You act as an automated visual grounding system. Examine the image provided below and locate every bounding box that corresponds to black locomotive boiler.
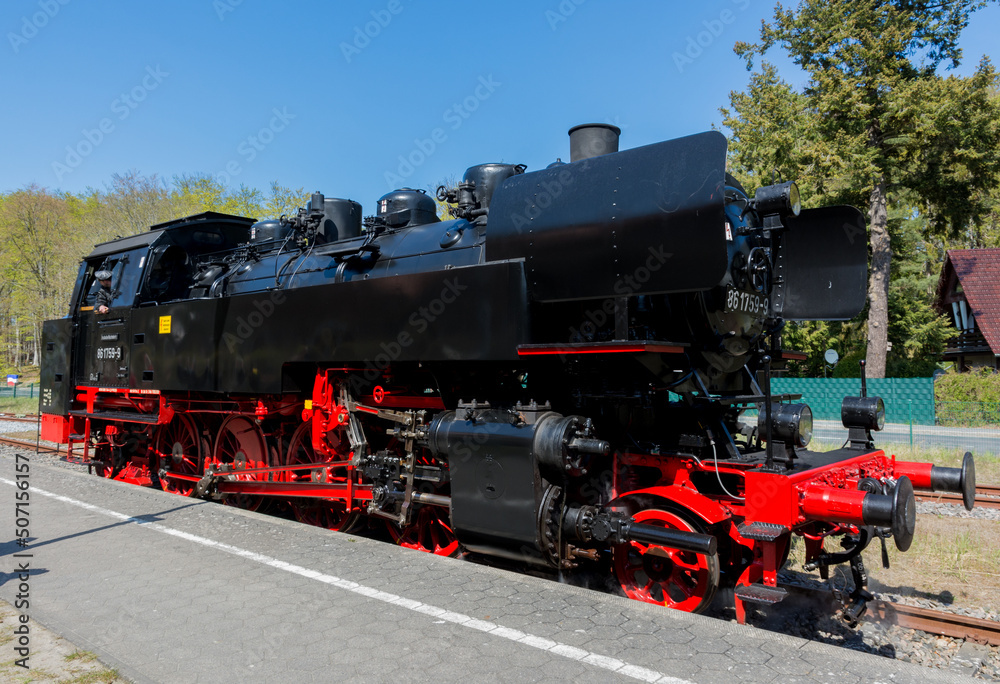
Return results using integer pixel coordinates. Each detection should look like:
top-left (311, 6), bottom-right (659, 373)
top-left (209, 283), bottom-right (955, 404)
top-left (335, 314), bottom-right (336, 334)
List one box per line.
top-left (40, 124), bottom-right (976, 623)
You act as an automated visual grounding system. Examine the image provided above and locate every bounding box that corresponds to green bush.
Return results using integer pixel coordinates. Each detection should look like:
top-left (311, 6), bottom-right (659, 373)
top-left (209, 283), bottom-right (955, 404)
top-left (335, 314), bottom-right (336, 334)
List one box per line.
top-left (935, 401), bottom-right (1000, 427)
top-left (934, 368), bottom-right (1000, 403)
top-left (832, 350), bottom-right (866, 377)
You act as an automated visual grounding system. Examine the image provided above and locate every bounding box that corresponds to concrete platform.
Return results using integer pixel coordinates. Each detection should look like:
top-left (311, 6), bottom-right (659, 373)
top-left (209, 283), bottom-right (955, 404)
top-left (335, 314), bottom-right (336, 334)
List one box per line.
top-left (0, 452), bottom-right (973, 683)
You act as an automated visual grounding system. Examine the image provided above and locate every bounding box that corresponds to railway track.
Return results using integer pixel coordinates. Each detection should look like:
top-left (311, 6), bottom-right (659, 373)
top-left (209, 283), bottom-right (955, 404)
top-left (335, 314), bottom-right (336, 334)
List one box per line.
top-left (0, 413), bottom-right (39, 423)
top-left (915, 484), bottom-right (1000, 509)
top-left (787, 584), bottom-right (1000, 646)
top-left (0, 434), bottom-right (64, 455)
top-left (868, 600), bottom-right (1000, 646)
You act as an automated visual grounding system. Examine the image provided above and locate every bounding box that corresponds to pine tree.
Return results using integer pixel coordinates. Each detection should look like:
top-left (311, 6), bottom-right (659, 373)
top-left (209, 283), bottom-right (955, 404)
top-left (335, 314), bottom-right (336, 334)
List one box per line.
top-left (725, 0), bottom-right (1000, 377)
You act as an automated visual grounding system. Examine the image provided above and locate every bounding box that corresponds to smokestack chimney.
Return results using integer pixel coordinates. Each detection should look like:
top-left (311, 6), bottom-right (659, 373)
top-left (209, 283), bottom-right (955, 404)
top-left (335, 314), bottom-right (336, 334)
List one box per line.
top-left (568, 123), bottom-right (621, 163)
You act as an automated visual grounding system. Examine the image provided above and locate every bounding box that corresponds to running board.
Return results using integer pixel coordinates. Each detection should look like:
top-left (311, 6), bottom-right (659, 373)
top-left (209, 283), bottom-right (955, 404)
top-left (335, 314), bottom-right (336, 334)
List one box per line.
top-left (69, 409), bottom-right (160, 424)
top-left (737, 521), bottom-right (789, 541)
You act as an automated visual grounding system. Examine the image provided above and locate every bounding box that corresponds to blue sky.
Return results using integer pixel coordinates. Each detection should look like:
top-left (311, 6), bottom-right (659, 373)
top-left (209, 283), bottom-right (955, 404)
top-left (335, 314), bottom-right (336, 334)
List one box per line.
top-left (2, 0), bottom-right (998, 213)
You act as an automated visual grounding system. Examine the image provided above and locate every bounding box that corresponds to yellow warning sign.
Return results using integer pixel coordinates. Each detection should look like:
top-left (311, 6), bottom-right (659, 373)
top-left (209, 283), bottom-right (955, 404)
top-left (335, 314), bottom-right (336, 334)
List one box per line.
top-left (158, 316), bottom-right (171, 334)
top-left (304, 400), bottom-right (313, 410)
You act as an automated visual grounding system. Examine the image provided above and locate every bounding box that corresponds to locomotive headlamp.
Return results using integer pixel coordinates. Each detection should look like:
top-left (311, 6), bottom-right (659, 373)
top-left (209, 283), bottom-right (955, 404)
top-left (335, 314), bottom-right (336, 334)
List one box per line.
top-left (841, 396), bottom-right (886, 431)
top-left (752, 181), bottom-right (801, 217)
top-left (758, 403), bottom-right (813, 448)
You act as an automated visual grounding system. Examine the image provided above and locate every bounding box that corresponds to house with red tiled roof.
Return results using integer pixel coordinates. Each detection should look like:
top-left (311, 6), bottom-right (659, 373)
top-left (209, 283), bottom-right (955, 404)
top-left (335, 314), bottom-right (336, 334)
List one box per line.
top-left (935, 248), bottom-right (1000, 370)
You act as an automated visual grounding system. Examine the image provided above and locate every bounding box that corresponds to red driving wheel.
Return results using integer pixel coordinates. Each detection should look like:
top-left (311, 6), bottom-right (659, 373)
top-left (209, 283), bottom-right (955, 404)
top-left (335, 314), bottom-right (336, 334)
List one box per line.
top-left (613, 508), bottom-right (719, 613)
top-left (387, 506), bottom-right (460, 556)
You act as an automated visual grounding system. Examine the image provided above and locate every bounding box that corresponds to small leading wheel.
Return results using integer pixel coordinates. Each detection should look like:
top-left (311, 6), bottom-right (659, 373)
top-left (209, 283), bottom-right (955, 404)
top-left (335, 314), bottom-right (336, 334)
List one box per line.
top-left (90, 443), bottom-right (115, 479)
top-left (213, 415), bottom-right (268, 512)
top-left (283, 422), bottom-right (361, 533)
top-left (154, 414), bottom-right (202, 496)
top-left (387, 506), bottom-right (460, 557)
top-left (613, 508), bottom-right (719, 613)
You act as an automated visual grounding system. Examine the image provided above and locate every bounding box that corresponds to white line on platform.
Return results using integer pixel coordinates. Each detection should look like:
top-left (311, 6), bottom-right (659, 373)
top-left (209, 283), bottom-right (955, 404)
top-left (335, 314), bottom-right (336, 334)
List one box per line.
top-left (1, 478), bottom-right (692, 684)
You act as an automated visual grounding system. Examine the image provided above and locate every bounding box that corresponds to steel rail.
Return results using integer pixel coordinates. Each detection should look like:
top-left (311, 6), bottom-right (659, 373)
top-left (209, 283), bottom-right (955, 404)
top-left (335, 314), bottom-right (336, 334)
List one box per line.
top-left (915, 490), bottom-right (1000, 510)
top-left (0, 435), bottom-right (63, 455)
top-left (786, 584), bottom-right (1000, 646)
top-left (869, 600), bottom-right (1000, 646)
top-left (0, 414), bottom-right (40, 424)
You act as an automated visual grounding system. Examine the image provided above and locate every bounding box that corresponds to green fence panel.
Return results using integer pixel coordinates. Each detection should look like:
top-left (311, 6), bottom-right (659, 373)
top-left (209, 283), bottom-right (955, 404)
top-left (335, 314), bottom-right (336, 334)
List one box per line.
top-left (0, 383), bottom-right (36, 401)
top-left (770, 377), bottom-right (936, 425)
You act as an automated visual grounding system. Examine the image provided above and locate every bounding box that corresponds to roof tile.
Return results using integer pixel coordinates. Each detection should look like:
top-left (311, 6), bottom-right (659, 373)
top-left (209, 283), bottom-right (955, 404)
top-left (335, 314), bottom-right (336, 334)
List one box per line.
top-left (943, 248), bottom-right (1000, 355)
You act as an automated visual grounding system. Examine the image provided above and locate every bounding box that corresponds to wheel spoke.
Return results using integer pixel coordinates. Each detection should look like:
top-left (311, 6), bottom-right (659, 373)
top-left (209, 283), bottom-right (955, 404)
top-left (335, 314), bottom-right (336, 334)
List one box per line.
top-left (156, 414), bottom-right (201, 496)
top-left (667, 569), bottom-right (698, 599)
top-left (389, 506), bottom-right (459, 557)
top-left (671, 553), bottom-right (703, 573)
top-left (213, 416), bottom-right (267, 512)
top-left (283, 422), bottom-right (359, 532)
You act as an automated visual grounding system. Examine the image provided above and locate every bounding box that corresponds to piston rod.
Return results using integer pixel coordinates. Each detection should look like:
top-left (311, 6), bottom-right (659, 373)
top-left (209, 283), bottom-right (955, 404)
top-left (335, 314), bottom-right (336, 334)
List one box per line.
top-left (622, 521), bottom-right (718, 556)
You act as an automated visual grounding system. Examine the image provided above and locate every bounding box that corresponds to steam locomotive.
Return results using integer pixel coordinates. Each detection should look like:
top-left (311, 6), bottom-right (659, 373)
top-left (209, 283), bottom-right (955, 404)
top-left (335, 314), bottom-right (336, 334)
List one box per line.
top-left (39, 124), bottom-right (975, 624)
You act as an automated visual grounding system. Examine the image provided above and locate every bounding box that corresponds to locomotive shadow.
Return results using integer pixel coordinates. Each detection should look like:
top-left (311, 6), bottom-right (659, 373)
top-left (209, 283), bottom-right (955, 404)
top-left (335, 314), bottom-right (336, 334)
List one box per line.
top-left (868, 578), bottom-right (956, 606)
top-left (0, 502), bottom-right (206, 557)
top-left (708, 586), bottom-right (899, 660)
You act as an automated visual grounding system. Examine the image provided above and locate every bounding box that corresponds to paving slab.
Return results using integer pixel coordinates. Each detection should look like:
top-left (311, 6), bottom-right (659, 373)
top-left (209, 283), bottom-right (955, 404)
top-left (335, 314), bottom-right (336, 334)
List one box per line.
top-left (0, 452), bottom-right (975, 683)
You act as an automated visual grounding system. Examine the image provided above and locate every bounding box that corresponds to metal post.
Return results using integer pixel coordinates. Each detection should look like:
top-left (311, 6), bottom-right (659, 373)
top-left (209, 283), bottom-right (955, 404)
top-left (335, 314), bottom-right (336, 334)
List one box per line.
top-left (12, 383), bottom-right (16, 399)
top-left (30, 383), bottom-right (34, 399)
top-left (908, 399), bottom-right (913, 449)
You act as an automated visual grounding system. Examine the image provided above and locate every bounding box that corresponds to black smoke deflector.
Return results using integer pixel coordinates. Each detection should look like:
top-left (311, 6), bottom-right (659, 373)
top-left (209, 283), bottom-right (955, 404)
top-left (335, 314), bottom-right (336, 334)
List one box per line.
top-left (772, 205), bottom-right (868, 321)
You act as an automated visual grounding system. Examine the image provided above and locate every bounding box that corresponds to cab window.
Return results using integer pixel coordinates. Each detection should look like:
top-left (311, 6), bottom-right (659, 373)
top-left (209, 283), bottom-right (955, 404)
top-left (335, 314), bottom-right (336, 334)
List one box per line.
top-left (83, 248), bottom-right (146, 310)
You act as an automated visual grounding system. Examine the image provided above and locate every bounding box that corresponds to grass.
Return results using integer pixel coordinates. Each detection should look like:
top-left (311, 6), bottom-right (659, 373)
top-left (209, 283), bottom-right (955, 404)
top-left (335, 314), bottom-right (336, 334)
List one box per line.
top-left (0, 601), bottom-right (125, 684)
top-left (59, 669), bottom-right (122, 684)
top-left (785, 512), bottom-right (1000, 609)
top-left (874, 513), bottom-right (1000, 606)
top-left (786, 442), bottom-right (1000, 609)
top-left (0, 395), bottom-right (39, 414)
top-left (64, 651), bottom-right (97, 663)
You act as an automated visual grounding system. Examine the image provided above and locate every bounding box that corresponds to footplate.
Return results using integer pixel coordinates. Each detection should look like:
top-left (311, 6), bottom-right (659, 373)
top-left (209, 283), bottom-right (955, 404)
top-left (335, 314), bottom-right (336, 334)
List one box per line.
top-left (734, 583), bottom-right (788, 605)
top-left (737, 521), bottom-right (788, 541)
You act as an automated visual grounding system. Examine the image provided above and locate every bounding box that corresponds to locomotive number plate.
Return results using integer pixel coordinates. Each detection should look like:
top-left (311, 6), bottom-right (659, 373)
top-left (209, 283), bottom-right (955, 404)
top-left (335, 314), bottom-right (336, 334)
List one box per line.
top-left (724, 287), bottom-right (769, 316)
top-left (96, 346), bottom-right (122, 361)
